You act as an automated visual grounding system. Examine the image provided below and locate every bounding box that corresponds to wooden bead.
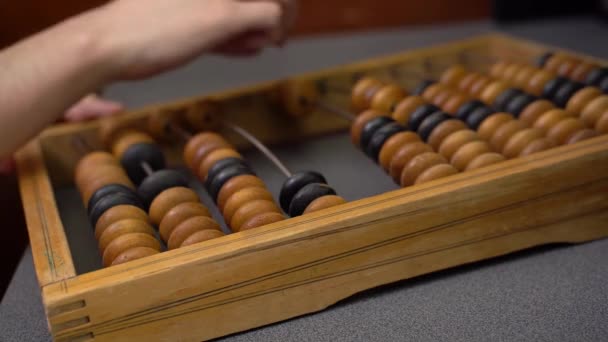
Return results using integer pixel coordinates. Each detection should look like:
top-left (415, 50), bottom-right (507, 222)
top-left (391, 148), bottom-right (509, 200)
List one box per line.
top-left (477, 113), bottom-right (513, 142)
top-left (546, 118), bottom-right (585, 145)
top-left (350, 109), bottom-right (386, 146)
top-left (450, 141), bottom-right (492, 170)
top-left (168, 216), bottom-right (221, 250)
top-left (95, 205), bottom-right (149, 240)
top-left (458, 73), bottom-right (482, 93)
top-left (489, 120), bottom-right (526, 152)
top-left (502, 128), bottom-right (544, 158)
top-left (98, 219), bottom-right (156, 254)
top-left (180, 230), bottom-right (225, 247)
top-left (102, 233), bottom-right (161, 267)
top-left (595, 110), bottom-right (608, 134)
top-left (570, 62), bottom-right (597, 82)
top-left (512, 66), bottom-right (536, 89)
top-left (388, 142), bottom-right (432, 182)
top-left (198, 148), bottom-right (242, 181)
top-left (427, 120), bottom-right (467, 151)
top-left (519, 138), bottom-right (555, 156)
top-left (378, 132), bottom-right (421, 171)
top-left (580, 95), bottom-right (608, 127)
top-left (519, 100), bottom-right (556, 126)
top-left (371, 84), bottom-right (406, 112)
top-left (180, 100), bottom-right (223, 132)
top-left (159, 202), bottom-right (211, 243)
top-left (111, 247), bottom-right (160, 266)
top-left (99, 117), bottom-right (134, 148)
top-left (465, 153), bottom-right (505, 170)
top-left (217, 175), bottom-right (266, 211)
top-left (111, 130), bottom-right (154, 159)
top-left (414, 163), bottom-right (458, 184)
top-left (432, 88), bottom-right (454, 108)
top-left (352, 77), bottom-right (384, 111)
top-left (556, 59), bottom-right (578, 77)
top-left (422, 84), bottom-right (444, 102)
top-left (400, 152), bottom-right (446, 186)
top-left (479, 81), bottom-right (510, 106)
top-left (469, 77), bottom-right (492, 98)
top-left (440, 65), bottom-right (467, 86)
top-left (490, 61), bottom-right (508, 78)
top-left (533, 109), bottom-right (570, 133)
top-left (442, 93), bottom-right (470, 114)
top-left (149, 187), bottom-right (199, 225)
top-left (280, 80), bottom-right (320, 117)
top-left (230, 200), bottom-right (281, 232)
top-left (76, 162), bottom-right (126, 189)
top-left (81, 171), bottom-right (134, 204)
top-left (566, 87), bottom-right (602, 115)
top-left (527, 70), bottom-right (555, 96)
top-left (74, 152), bottom-right (118, 183)
top-left (303, 195), bottom-right (347, 214)
top-left (223, 187), bottom-right (274, 224)
top-left (566, 129), bottom-right (598, 144)
top-left (239, 212), bottom-right (285, 232)
top-left (147, 110), bottom-right (179, 141)
top-left (392, 96), bottom-right (426, 125)
top-left (501, 64), bottom-right (523, 84)
top-left (545, 54), bottom-right (567, 73)
top-left (183, 132), bottom-right (229, 170)
top-left (438, 130), bottom-right (478, 161)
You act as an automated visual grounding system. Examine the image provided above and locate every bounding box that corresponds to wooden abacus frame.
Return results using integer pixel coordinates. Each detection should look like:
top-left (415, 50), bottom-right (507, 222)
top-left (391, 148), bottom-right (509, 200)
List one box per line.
top-left (16, 33), bottom-right (608, 342)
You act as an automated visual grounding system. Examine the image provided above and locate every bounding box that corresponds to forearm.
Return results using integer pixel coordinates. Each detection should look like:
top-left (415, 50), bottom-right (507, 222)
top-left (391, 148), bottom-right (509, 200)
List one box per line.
top-left (0, 9), bottom-right (114, 158)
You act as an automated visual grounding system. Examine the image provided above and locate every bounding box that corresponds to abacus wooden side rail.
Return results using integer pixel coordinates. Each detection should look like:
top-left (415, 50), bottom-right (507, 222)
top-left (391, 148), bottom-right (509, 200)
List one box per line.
top-left (14, 33), bottom-right (608, 341)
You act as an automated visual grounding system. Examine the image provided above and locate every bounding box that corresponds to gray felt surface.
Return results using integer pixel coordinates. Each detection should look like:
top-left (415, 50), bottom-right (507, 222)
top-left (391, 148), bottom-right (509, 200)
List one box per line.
top-left (2, 15), bottom-right (608, 342)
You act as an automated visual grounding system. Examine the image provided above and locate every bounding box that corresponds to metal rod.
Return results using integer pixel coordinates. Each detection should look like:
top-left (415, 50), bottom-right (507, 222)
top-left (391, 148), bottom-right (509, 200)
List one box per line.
top-left (169, 123), bottom-right (193, 141)
top-left (315, 100), bottom-right (356, 122)
top-left (141, 162), bottom-right (154, 176)
top-left (224, 122), bottom-right (292, 178)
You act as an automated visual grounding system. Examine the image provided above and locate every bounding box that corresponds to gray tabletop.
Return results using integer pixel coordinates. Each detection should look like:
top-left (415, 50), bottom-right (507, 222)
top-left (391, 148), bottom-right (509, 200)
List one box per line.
top-left (2, 16), bottom-right (608, 342)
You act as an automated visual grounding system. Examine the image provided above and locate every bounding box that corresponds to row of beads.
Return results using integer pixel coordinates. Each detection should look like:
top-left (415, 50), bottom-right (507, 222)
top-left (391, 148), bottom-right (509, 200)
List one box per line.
top-left (537, 52), bottom-right (608, 92)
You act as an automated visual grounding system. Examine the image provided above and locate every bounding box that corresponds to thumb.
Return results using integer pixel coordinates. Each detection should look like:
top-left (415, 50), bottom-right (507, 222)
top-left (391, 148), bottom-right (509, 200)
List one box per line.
top-left (232, 1), bottom-right (283, 35)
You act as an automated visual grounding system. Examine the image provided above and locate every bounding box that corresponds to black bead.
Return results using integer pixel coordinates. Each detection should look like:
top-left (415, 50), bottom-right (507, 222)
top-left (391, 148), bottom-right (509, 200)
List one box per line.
top-left (553, 82), bottom-right (585, 108)
top-left (120, 143), bottom-right (166, 185)
top-left (206, 157), bottom-right (248, 188)
top-left (493, 88), bottom-right (523, 112)
top-left (137, 169), bottom-right (189, 209)
top-left (541, 77), bottom-right (568, 101)
top-left (455, 100), bottom-right (486, 121)
top-left (206, 165), bottom-right (255, 201)
top-left (360, 116), bottom-right (395, 150)
top-left (87, 183), bottom-right (134, 214)
top-left (505, 94), bottom-right (537, 117)
top-left (466, 107), bottom-right (495, 130)
top-left (585, 67), bottom-right (608, 87)
top-left (288, 183), bottom-right (336, 217)
top-left (365, 122), bottom-right (407, 161)
top-left (599, 76), bottom-right (608, 93)
top-left (408, 104), bottom-right (440, 131)
top-left (279, 171), bottom-right (327, 213)
top-left (89, 192), bottom-right (144, 227)
top-left (412, 80), bottom-right (435, 96)
top-left (535, 52), bottom-right (554, 67)
top-left (417, 111), bottom-right (450, 142)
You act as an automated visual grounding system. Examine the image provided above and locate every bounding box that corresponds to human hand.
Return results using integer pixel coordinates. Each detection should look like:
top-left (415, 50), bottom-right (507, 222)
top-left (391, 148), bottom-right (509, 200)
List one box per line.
top-left (91, 0), bottom-right (297, 80)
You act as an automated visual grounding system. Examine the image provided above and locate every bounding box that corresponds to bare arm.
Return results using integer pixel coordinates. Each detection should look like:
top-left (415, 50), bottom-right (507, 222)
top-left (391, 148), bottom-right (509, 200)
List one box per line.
top-left (0, 0), bottom-right (295, 158)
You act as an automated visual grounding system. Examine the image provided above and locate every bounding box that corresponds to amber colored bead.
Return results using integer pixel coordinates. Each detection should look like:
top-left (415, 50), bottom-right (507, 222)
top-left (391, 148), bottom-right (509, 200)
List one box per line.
top-left (465, 153), bottom-right (506, 170)
top-left (546, 118), bottom-right (585, 145)
top-left (533, 109), bottom-right (570, 133)
top-left (519, 138), bottom-right (555, 156)
top-left (350, 109), bottom-right (387, 146)
top-left (595, 111), bottom-right (608, 134)
top-left (489, 120), bottom-right (526, 152)
top-left (432, 88), bottom-right (454, 108)
top-left (180, 230), bottom-right (225, 247)
top-left (183, 132), bottom-right (228, 170)
top-left (512, 66), bottom-right (536, 89)
top-left (168, 216), bottom-right (221, 250)
top-left (519, 100), bottom-right (555, 126)
top-left (566, 87), bottom-right (602, 115)
top-left (352, 77), bottom-right (384, 111)
top-left (438, 130), bottom-right (479, 161)
top-left (489, 61), bottom-right (508, 78)
top-left (556, 59), bottom-right (578, 77)
top-left (149, 187), bottom-right (200, 225)
top-left (422, 84), bottom-right (444, 103)
top-left (440, 65), bottom-right (467, 86)
top-left (501, 64), bottom-right (523, 84)
top-left (450, 141), bottom-right (492, 171)
top-left (98, 219), bottom-right (156, 254)
top-left (392, 96), bottom-right (426, 125)
top-left (239, 212), bottom-right (285, 232)
top-left (479, 81), bottom-right (510, 106)
top-left (111, 247), bottom-right (160, 266)
top-left (378, 132), bottom-right (421, 171)
top-left (414, 163), bottom-right (458, 184)
top-left (198, 148), bottom-right (242, 181)
top-left (581, 95), bottom-right (608, 127)
top-left (102, 233), bottom-right (161, 267)
top-left (458, 73), bottom-right (482, 93)
top-left (470, 77), bottom-right (492, 98)
top-left (427, 120), bottom-right (468, 151)
top-left (570, 62), bottom-right (597, 82)
top-left (95, 205), bottom-right (149, 240)
top-left (477, 113), bottom-right (513, 142)
top-left (230, 200), bottom-right (281, 232)
top-left (371, 84), bottom-right (406, 112)
top-left (222, 187), bottom-right (274, 224)
top-left (400, 152), bottom-right (446, 186)
top-left (502, 128), bottom-right (544, 158)
top-left (388, 142), bottom-right (433, 183)
top-left (442, 93), bottom-right (470, 114)
top-left (566, 129), bottom-right (598, 144)
top-left (527, 70), bottom-right (555, 96)
top-left (74, 152), bottom-right (118, 183)
top-left (111, 130), bottom-right (155, 159)
top-left (303, 195), bottom-right (347, 214)
top-left (159, 202), bottom-right (211, 243)
top-left (544, 54), bottom-right (567, 73)
top-left (217, 175), bottom-right (266, 211)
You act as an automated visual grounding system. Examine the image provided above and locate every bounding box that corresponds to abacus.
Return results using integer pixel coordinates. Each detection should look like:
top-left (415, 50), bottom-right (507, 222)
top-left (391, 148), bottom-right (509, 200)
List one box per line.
top-left (16, 33), bottom-right (608, 342)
